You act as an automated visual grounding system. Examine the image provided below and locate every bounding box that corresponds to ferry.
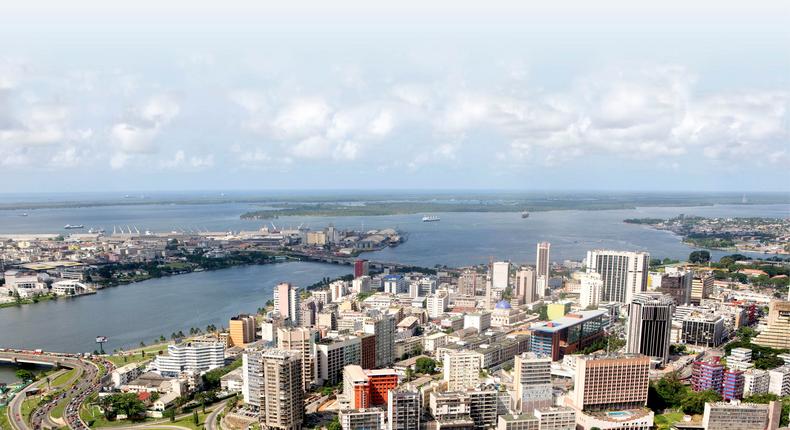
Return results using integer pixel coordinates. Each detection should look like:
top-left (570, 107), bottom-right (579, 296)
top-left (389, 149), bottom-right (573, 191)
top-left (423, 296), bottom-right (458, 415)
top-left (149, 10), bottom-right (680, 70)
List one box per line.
top-left (521, 211), bottom-right (530, 219)
top-left (422, 216), bottom-right (440, 222)
top-left (64, 224), bottom-right (85, 229)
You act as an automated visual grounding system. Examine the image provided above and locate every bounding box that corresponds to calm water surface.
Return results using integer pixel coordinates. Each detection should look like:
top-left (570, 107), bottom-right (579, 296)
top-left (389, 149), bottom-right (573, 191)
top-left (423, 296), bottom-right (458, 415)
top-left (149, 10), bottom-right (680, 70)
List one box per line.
top-left (0, 262), bottom-right (349, 353)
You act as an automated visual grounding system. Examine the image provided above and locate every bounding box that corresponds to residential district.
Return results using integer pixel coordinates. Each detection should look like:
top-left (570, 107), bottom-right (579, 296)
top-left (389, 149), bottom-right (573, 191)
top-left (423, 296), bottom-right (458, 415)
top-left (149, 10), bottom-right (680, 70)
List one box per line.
top-left (2, 233), bottom-right (790, 430)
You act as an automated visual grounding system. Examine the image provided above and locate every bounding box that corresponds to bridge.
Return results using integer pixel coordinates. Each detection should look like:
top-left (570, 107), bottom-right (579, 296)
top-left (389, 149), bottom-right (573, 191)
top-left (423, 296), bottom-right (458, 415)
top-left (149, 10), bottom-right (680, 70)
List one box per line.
top-left (285, 250), bottom-right (449, 273)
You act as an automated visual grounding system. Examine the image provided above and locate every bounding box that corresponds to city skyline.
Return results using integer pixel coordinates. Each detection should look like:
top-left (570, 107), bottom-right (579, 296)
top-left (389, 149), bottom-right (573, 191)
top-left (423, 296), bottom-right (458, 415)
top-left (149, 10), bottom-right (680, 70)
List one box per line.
top-left (1, 1), bottom-right (789, 192)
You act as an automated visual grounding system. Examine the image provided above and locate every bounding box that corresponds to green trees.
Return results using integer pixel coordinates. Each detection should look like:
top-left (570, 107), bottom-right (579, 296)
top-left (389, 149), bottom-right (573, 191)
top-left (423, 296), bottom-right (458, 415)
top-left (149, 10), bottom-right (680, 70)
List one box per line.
top-left (680, 390), bottom-right (722, 415)
top-left (689, 250), bottom-right (711, 264)
top-left (648, 374), bottom-right (722, 416)
top-left (15, 369), bottom-right (36, 381)
top-left (98, 393), bottom-right (147, 420)
top-left (415, 357), bottom-right (437, 374)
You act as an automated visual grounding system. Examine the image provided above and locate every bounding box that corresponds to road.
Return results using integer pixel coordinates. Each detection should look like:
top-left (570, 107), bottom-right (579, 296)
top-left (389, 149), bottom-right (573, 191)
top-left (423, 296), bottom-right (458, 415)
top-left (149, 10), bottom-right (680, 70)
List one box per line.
top-left (0, 351), bottom-right (113, 430)
top-left (204, 400), bottom-right (228, 430)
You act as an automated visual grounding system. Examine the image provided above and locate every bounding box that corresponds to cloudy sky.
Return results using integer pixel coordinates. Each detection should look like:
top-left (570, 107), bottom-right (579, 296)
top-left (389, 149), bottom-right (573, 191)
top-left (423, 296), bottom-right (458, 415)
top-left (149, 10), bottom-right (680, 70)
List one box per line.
top-left (1, 1), bottom-right (788, 192)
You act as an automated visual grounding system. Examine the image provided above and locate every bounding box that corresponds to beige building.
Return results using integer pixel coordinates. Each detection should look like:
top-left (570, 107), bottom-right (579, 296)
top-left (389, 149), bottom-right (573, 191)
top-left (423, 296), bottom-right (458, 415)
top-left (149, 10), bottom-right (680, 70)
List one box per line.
top-left (443, 351), bottom-right (481, 391)
top-left (259, 349), bottom-right (304, 430)
top-left (690, 274), bottom-right (713, 305)
top-left (702, 401), bottom-right (781, 430)
top-left (571, 354), bottom-right (650, 411)
top-left (753, 300), bottom-right (790, 350)
top-left (228, 314), bottom-right (256, 347)
top-left (277, 327), bottom-right (317, 390)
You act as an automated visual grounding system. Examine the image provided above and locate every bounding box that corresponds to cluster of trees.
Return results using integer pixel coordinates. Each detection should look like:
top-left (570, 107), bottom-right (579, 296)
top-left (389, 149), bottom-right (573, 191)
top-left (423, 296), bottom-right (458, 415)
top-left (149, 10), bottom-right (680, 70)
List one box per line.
top-left (575, 335), bottom-right (626, 355)
top-left (724, 337), bottom-right (788, 370)
top-left (648, 374), bottom-right (722, 415)
top-left (15, 369), bottom-right (37, 382)
top-left (688, 250), bottom-right (711, 264)
top-left (98, 393), bottom-right (147, 421)
top-left (202, 357), bottom-right (242, 389)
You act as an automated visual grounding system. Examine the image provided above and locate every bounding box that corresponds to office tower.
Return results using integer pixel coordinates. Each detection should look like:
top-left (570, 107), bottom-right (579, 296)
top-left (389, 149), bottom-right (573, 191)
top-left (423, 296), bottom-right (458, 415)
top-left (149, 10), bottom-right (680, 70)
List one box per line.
top-left (364, 315), bottom-right (395, 367)
top-left (274, 282), bottom-right (301, 325)
top-left (702, 401), bottom-right (781, 430)
top-left (722, 369), bottom-right (744, 401)
top-left (153, 341), bottom-right (225, 377)
top-left (626, 293), bottom-right (674, 365)
top-left (316, 335), bottom-right (362, 385)
top-left (339, 408), bottom-right (386, 430)
top-left (571, 354), bottom-right (650, 411)
top-left (744, 369), bottom-right (770, 396)
top-left (536, 242), bottom-right (551, 278)
top-left (229, 314), bottom-right (257, 347)
top-left (585, 250), bottom-right (649, 304)
top-left (691, 359), bottom-right (725, 394)
top-left (680, 312), bottom-right (725, 347)
top-left (530, 310), bottom-right (607, 361)
top-left (354, 259), bottom-right (369, 277)
top-left (513, 352), bottom-right (553, 414)
top-left (459, 270), bottom-right (485, 297)
top-left (383, 274), bottom-right (405, 294)
top-left (388, 388), bottom-right (421, 430)
top-left (443, 351), bottom-right (481, 391)
top-left (657, 269), bottom-right (692, 305)
top-left (492, 261), bottom-right (511, 290)
top-left (753, 301), bottom-right (790, 349)
top-left (261, 350), bottom-right (304, 430)
top-left (427, 290), bottom-right (450, 318)
top-left (690, 274), bottom-right (713, 305)
top-left (579, 272), bottom-right (602, 309)
top-left (515, 268), bottom-right (536, 304)
top-left (277, 327), bottom-right (317, 390)
top-left (535, 275), bottom-right (548, 299)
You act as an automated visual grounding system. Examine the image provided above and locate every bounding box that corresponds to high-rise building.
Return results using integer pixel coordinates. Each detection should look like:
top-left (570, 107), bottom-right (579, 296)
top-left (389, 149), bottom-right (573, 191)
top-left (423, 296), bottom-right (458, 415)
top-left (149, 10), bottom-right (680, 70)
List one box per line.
top-left (352, 276), bottom-right (371, 294)
top-left (585, 250), bottom-right (649, 304)
top-left (571, 354), bottom-right (650, 411)
top-left (274, 282), bottom-right (301, 325)
top-left (459, 270), bottom-right (486, 297)
top-left (354, 259), bottom-right (369, 278)
top-left (753, 301), bottom-right (790, 350)
top-left (536, 242), bottom-right (551, 279)
top-left (679, 312), bottom-right (725, 347)
top-left (578, 272), bottom-right (602, 309)
top-left (722, 369), bottom-right (744, 401)
top-left (299, 299), bottom-right (317, 328)
top-left (690, 274), bottom-right (713, 306)
top-left (364, 315), bottom-right (395, 367)
top-left (342, 365), bottom-right (399, 409)
top-left (530, 310), bottom-right (607, 361)
top-left (657, 269), bottom-right (692, 305)
top-left (388, 388), bottom-right (421, 430)
top-left (492, 261), bottom-right (511, 290)
top-left (427, 290), bottom-right (450, 319)
top-left (468, 386), bottom-right (499, 429)
top-left (691, 359), bottom-right (725, 394)
top-left (513, 352), bottom-right (553, 414)
top-left (316, 335), bottom-right (362, 385)
top-left (247, 349), bottom-right (304, 430)
top-left (444, 351), bottom-right (482, 391)
top-left (515, 268), bottom-right (536, 305)
top-left (277, 327), bottom-right (317, 390)
top-left (382, 275), bottom-right (405, 294)
top-left (768, 366), bottom-right (790, 396)
top-left (229, 314), bottom-right (257, 347)
top-left (626, 293), bottom-right (674, 365)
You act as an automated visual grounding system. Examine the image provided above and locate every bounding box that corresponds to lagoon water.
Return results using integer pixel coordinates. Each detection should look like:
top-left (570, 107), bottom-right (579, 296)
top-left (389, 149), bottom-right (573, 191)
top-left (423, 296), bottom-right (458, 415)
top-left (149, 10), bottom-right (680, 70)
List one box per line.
top-left (0, 200), bottom-right (787, 352)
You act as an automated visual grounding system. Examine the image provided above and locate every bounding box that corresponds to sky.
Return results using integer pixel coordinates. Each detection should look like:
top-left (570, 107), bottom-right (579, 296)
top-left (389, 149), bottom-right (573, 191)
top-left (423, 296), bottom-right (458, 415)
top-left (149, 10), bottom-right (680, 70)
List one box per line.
top-left (0, 1), bottom-right (789, 193)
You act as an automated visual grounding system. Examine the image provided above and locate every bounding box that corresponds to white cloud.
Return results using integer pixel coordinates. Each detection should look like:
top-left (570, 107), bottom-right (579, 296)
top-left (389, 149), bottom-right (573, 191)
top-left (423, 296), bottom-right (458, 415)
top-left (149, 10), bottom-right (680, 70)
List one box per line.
top-left (109, 94), bottom-right (181, 168)
top-left (272, 98), bottom-right (331, 139)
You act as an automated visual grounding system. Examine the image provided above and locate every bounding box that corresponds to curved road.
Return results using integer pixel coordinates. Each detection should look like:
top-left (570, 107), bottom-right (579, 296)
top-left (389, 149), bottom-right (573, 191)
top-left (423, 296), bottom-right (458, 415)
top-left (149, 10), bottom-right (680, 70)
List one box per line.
top-left (1, 351), bottom-right (112, 430)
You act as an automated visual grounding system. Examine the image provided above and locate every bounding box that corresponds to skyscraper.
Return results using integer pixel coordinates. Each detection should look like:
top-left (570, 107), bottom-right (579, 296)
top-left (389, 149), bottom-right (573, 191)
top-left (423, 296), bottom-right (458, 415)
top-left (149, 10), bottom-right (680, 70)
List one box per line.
top-left (515, 268), bottom-right (536, 305)
top-left (571, 354), bottom-right (650, 411)
top-left (364, 314), bottom-right (395, 367)
top-left (277, 327), bottom-right (317, 390)
top-left (626, 293), bottom-right (674, 365)
top-left (579, 272), bottom-right (603, 309)
top-left (244, 349), bottom-right (304, 430)
top-left (273, 282), bottom-right (301, 325)
top-left (585, 250), bottom-right (649, 304)
top-left (536, 242), bottom-right (551, 278)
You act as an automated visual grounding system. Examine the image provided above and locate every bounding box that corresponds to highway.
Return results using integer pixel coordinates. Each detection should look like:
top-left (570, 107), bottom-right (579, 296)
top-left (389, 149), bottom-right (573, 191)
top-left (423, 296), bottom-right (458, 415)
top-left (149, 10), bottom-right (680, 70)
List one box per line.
top-left (0, 351), bottom-right (113, 430)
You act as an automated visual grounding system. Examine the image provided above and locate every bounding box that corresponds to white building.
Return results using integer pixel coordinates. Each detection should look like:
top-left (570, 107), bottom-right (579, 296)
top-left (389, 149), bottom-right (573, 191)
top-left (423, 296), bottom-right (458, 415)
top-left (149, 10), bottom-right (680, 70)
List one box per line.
top-left (579, 272), bottom-right (603, 309)
top-left (51, 280), bottom-right (91, 296)
top-left (464, 312), bottom-right (492, 333)
top-left (743, 369), bottom-right (770, 396)
top-left (153, 341), bottom-right (225, 377)
top-left (443, 351), bottom-right (481, 391)
top-left (768, 366), bottom-right (790, 396)
top-left (426, 290), bottom-right (450, 319)
top-left (586, 250), bottom-right (649, 304)
top-left (339, 408), bottom-right (386, 430)
top-left (492, 261), bottom-right (511, 290)
top-left (111, 363), bottom-right (144, 388)
top-left (352, 276), bottom-right (371, 294)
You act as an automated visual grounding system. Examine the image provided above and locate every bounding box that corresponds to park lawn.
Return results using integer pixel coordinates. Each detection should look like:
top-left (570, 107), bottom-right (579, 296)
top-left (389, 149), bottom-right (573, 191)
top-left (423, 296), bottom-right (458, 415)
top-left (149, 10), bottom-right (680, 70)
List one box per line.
top-left (51, 367), bottom-right (78, 388)
top-left (108, 343), bottom-right (169, 367)
top-left (1, 406), bottom-right (12, 430)
top-left (169, 409), bottom-right (210, 430)
top-left (50, 394), bottom-right (71, 420)
top-left (654, 410), bottom-right (687, 429)
top-left (21, 395), bottom-right (41, 423)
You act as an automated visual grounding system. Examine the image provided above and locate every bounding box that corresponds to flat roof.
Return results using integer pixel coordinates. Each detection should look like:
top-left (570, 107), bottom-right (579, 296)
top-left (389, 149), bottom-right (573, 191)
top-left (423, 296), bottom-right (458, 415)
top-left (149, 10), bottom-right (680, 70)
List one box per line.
top-left (531, 310), bottom-right (606, 333)
top-left (18, 261), bottom-right (84, 271)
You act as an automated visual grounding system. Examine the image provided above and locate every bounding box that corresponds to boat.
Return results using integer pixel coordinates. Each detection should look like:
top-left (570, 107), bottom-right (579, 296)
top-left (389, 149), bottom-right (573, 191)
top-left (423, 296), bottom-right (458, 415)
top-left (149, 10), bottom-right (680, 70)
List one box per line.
top-left (422, 216), bottom-right (440, 222)
top-left (20, 213), bottom-right (28, 217)
top-left (521, 211), bottom-right (530, 219)
top-left (64, 224), bottom-right (85, 229)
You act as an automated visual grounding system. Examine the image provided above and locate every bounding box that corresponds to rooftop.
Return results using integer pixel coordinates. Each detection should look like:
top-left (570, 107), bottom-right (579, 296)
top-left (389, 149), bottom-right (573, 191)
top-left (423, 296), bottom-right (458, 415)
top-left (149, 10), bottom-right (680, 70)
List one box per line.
top-left (531, 310), bottom-right (606, 333)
